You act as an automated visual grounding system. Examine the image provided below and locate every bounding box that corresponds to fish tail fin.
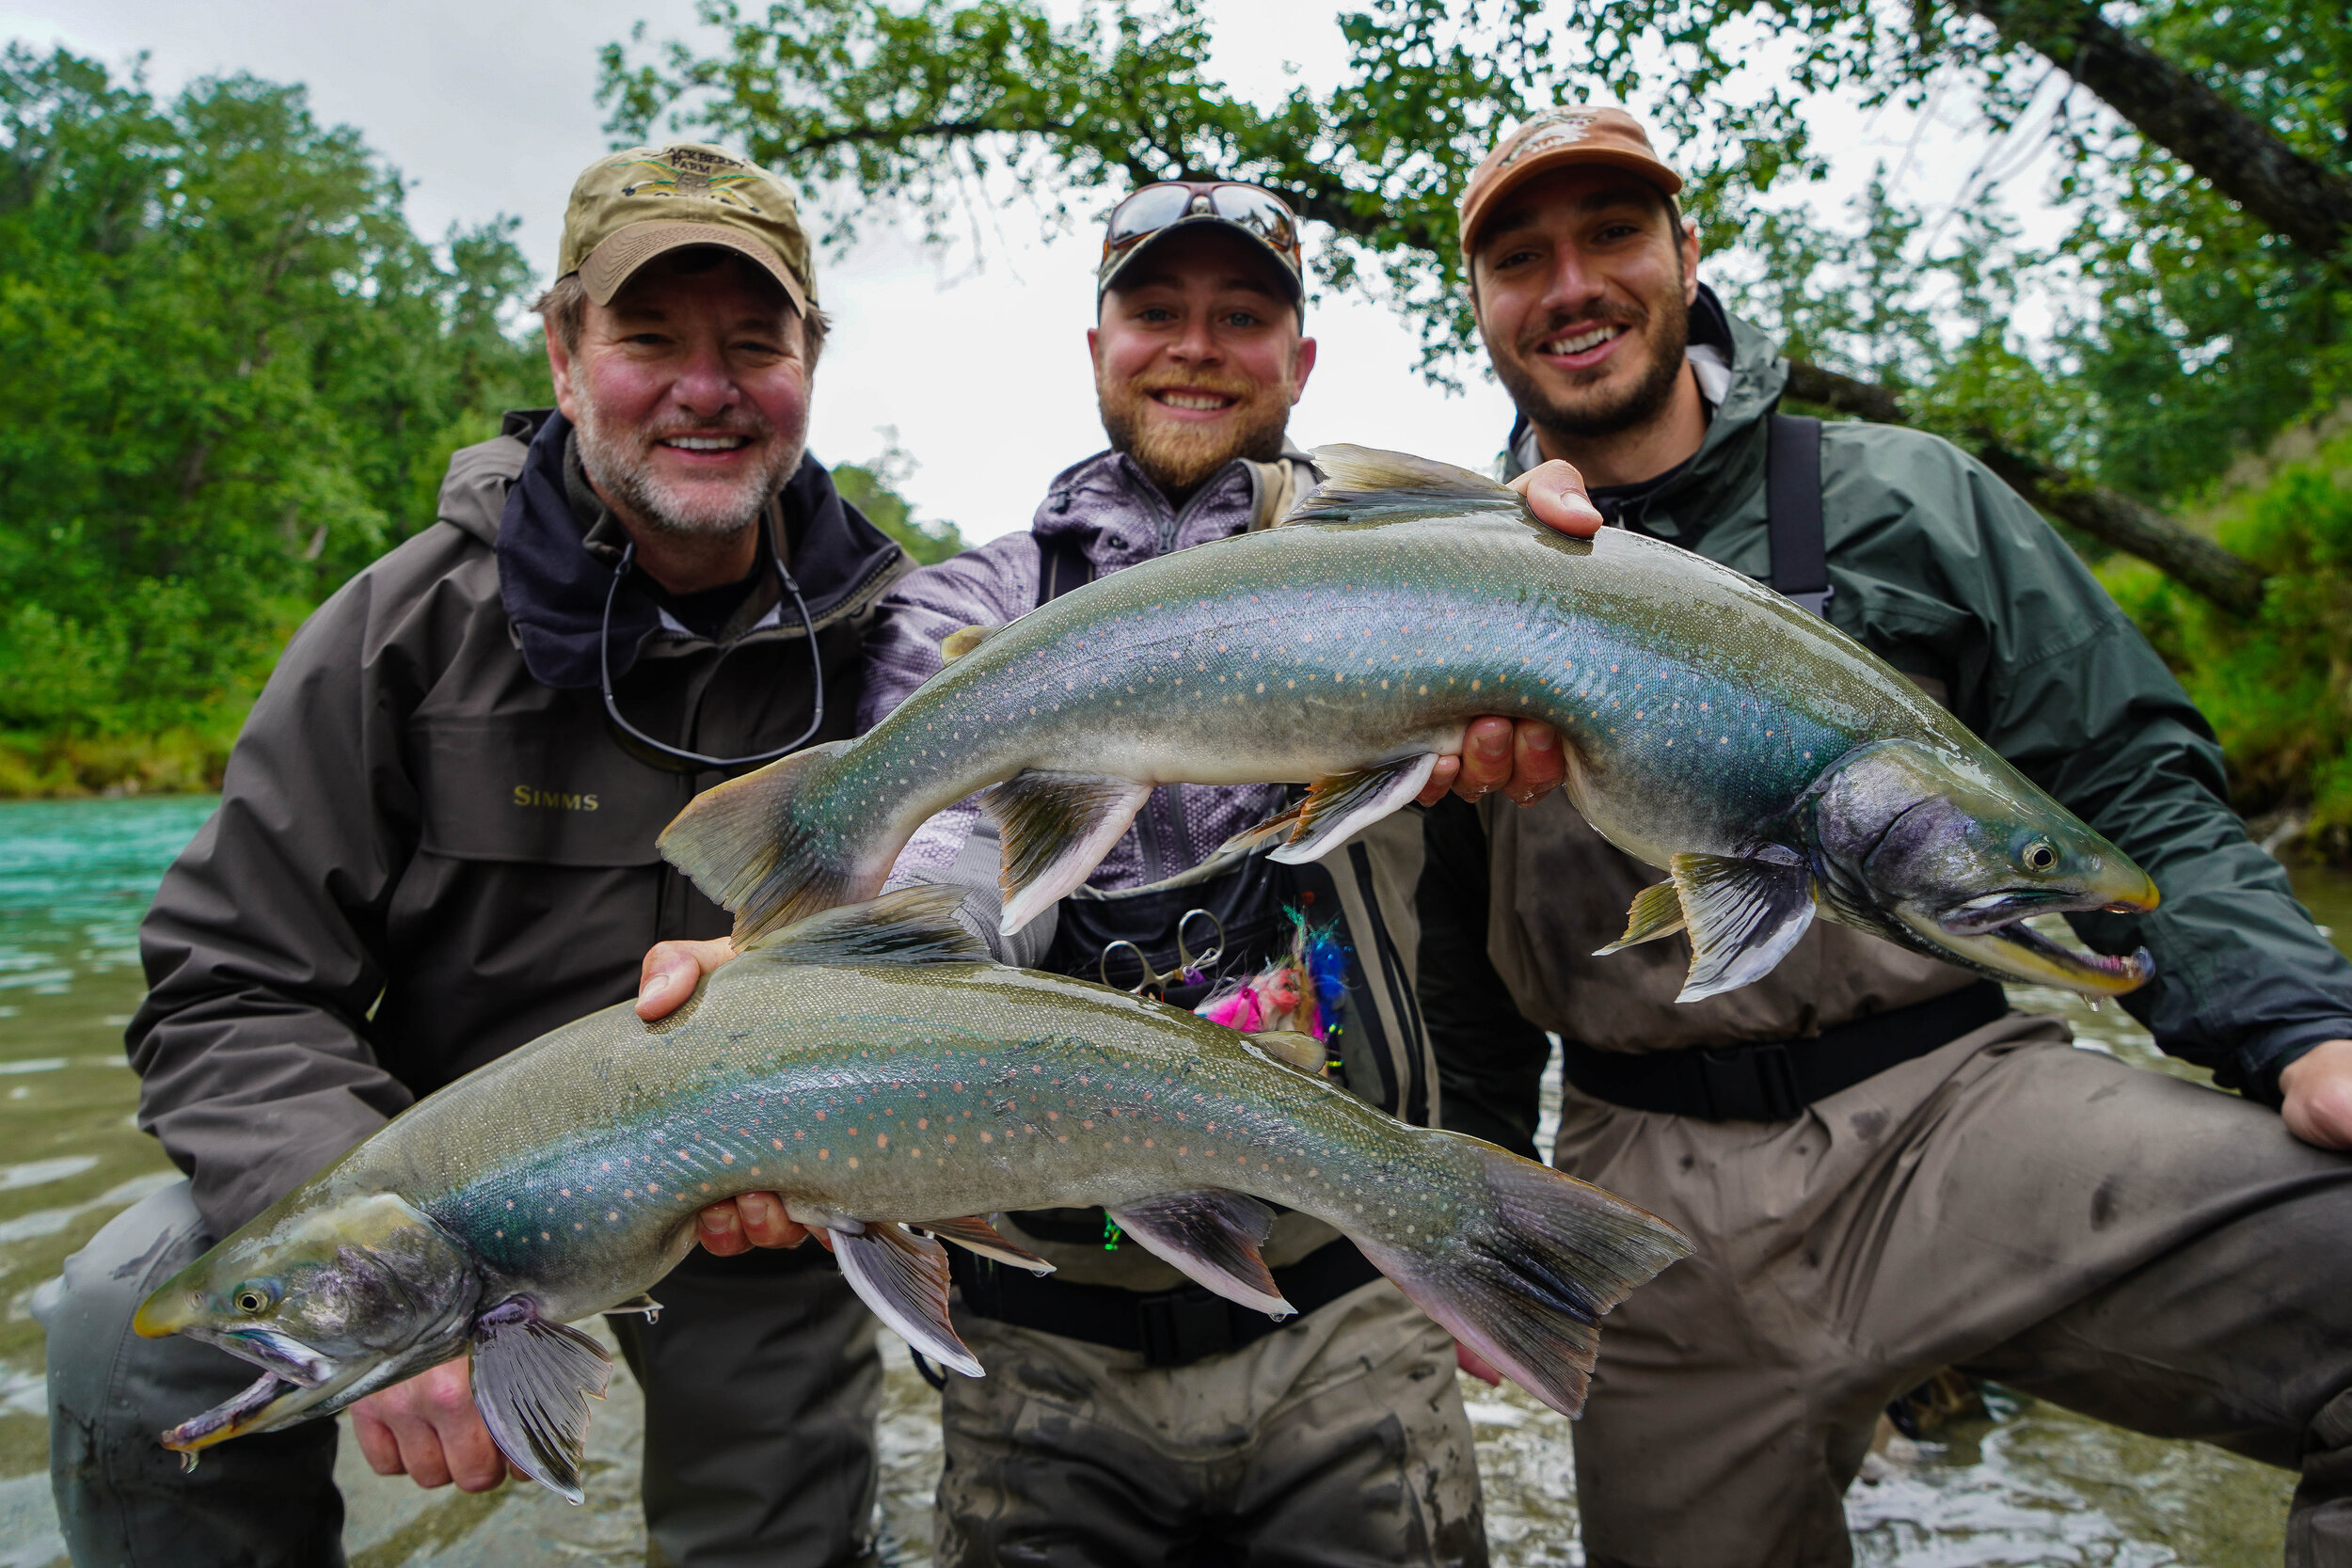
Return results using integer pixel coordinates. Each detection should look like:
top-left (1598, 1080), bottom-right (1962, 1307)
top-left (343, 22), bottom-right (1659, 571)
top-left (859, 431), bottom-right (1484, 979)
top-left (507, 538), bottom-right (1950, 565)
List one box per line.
top-left (1354, 1138), bottom-right (1689, 1418)
top-left (656, 738), bottom-right (880, 946)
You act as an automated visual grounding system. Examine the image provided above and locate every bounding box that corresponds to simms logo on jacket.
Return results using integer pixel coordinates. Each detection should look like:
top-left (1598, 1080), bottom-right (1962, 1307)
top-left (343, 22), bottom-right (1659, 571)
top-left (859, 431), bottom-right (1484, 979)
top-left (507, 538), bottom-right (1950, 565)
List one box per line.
top-left (514, 785), bottom-right (599, 812)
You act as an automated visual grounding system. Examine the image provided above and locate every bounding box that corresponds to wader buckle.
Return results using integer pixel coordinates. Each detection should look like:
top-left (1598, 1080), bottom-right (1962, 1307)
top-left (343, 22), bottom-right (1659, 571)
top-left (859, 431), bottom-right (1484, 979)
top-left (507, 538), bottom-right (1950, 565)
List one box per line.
top-left (1696, 1040), bottom-right (1804, 1122)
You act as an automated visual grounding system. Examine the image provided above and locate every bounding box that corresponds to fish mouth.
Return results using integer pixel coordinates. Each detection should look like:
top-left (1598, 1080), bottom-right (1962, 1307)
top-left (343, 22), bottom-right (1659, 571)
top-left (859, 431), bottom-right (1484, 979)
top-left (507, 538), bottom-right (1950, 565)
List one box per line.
top-left (160, 1369), bottom-right (294, 1453)
top-left (155, 1345), bottom-right (388, 1454)
top-left (1902, 883), bottom-right (2158, 997)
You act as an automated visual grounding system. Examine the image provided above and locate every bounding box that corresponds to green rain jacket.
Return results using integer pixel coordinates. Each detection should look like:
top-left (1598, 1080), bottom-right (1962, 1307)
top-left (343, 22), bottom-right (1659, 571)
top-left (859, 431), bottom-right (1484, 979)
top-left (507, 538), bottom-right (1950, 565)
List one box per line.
top-left (1436, 292), bottom-right (2352, 1109)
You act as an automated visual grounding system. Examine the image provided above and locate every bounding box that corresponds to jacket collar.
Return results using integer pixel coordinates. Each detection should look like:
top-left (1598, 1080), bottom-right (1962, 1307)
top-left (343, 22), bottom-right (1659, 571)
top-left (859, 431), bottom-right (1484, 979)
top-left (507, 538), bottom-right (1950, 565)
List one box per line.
top-left (1501, 285), bottom-right (1788, 543)
top-left (492, 408), bottom-right (905, 690)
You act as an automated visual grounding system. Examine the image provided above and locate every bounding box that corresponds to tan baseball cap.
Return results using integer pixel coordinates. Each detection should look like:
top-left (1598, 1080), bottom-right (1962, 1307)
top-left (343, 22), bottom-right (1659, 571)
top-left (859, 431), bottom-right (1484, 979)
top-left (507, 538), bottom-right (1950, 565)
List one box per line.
top-left (557, 142), bottom-right (817, 316)
top-left (1456, 106), bottom-right (1684, 255)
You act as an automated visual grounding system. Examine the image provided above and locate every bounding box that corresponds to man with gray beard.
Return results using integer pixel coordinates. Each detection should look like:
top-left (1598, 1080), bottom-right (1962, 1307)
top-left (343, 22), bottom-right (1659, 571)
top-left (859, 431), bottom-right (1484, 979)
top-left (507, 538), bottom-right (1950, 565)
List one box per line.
top-left (46, 143), bottom-right (911, 1567)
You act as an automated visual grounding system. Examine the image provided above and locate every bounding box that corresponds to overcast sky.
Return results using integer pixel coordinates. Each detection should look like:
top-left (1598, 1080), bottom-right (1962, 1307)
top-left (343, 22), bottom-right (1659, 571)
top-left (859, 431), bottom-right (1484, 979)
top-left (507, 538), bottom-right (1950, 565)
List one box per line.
top-left (2, 0), bottom-right (2063, 541)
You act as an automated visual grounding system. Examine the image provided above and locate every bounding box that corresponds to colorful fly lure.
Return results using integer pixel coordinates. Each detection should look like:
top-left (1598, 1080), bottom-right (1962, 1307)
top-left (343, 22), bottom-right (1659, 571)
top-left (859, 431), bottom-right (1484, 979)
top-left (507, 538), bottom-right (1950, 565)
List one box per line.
top-left (1197, 908), bottom-right (1349, 1074)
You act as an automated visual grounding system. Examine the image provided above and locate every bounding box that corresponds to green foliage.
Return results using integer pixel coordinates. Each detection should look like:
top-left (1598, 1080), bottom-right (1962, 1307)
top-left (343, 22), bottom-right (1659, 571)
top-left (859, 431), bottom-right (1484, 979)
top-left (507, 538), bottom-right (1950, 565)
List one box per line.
top-left (604, 0), bottom-right (2349, 483)
top-left (2103, 419), bottom-right (2352, 850)
top-left (0, 45), bottom-right (547, 790)
top-left (830, 428), bottom-right (967, 564)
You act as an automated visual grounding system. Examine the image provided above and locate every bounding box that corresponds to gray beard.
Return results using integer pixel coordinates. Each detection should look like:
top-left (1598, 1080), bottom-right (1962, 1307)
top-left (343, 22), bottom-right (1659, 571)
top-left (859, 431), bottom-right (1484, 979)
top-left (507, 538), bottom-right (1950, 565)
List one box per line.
top-left (571, 384), bottom-right (801, 540)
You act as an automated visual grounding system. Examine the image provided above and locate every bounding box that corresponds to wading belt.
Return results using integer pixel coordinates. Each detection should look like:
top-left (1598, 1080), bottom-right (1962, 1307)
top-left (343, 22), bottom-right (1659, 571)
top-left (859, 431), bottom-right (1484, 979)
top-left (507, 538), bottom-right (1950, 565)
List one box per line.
top-left (1558, 979), bottom-right (2010, 1122)
top-left (949, 1237), bottom-right (1382, 1369)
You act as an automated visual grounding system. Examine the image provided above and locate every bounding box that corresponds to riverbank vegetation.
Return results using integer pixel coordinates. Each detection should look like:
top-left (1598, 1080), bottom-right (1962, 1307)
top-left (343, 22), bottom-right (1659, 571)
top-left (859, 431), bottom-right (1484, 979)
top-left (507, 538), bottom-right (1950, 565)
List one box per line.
top-left (0, 45), bottom-right (961, 797)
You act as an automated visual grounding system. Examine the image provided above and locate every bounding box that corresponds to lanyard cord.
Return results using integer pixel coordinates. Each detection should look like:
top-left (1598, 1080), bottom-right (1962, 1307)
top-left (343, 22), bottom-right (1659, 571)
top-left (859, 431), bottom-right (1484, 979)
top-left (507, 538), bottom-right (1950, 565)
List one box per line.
top-left (598, 540), bottom-right (827, 773)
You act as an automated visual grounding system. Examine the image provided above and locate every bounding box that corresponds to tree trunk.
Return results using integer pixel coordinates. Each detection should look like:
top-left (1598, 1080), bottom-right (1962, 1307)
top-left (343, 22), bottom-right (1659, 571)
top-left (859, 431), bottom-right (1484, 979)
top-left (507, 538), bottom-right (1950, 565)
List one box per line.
top-left (1955, 0), bottom-right (2352, 266)
top-left (1783, 359), bottom-right (2269, 616)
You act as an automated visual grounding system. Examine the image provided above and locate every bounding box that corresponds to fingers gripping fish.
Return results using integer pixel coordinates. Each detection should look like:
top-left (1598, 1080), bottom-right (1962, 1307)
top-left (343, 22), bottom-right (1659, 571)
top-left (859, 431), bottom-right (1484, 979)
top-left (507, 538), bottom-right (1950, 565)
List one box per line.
top-left (660, 446), bottom-right (2158, 1003)
top-left (134, 889), bottom-right (1690, 1501)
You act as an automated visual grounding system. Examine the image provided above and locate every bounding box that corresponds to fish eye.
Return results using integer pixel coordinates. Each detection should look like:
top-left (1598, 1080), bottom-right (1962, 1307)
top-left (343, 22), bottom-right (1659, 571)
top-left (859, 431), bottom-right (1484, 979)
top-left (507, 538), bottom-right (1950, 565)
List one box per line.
top-left (2022, 841), bottom-right (2058, 873)
top-left (232, 1284), bottom-right (277, 1316)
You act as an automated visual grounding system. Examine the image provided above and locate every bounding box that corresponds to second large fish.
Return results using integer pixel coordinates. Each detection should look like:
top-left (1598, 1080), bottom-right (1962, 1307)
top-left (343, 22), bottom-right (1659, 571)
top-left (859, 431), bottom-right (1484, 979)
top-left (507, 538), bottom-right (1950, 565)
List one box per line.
top-left (663, 446), bottom-right (2158, 1002)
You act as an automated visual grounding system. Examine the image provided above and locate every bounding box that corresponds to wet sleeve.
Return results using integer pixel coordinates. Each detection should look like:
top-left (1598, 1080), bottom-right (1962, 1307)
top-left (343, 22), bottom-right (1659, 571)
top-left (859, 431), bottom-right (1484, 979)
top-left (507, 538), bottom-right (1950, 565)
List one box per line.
top-left (127, 578), bottom-right (421, 1236)
top-left (1943, 472), bottom-right (2352, 1102)
top-left (1416, 798), bottom-right (1552, 1159)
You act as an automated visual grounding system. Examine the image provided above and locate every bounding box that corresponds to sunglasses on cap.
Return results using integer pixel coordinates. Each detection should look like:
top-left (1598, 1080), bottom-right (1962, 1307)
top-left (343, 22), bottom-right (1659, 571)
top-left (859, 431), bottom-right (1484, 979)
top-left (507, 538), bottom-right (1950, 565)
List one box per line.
top-left (1097, 181), bottom-right (1304, 297)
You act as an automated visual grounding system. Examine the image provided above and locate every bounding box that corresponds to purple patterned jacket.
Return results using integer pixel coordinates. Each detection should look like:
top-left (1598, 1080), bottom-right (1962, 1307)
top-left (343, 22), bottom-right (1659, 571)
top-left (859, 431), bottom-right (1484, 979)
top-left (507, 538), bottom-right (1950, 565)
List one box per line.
top-left (857, 448), bottom-right (1311, 950)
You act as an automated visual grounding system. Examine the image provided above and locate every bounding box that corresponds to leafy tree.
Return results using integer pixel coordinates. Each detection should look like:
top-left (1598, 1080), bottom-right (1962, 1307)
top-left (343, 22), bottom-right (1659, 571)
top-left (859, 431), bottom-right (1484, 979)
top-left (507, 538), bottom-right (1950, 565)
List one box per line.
top-left (831, 427), bottom-right (968, 564)
top-left (601, 0), bottom-right (2349, 616)
top-left (0, 45), bottom-right (545, 783)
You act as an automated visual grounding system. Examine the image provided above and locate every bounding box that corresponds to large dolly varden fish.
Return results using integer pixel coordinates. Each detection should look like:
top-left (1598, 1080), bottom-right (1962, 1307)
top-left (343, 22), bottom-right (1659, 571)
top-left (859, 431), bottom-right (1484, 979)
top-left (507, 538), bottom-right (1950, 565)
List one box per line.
top-left (134, 889), bottom-right (1688, 1502)
top-left (662, 447), bottom-right (2158, 1005)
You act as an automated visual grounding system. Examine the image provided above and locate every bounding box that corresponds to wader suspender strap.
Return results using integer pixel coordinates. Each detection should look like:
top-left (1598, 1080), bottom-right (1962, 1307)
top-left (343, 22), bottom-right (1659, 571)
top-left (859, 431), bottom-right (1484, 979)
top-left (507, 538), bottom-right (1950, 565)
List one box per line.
top-left (1766, 413), bottom-right (1833, 617)
top-left (1037, 536), bottom-right (1094, 606)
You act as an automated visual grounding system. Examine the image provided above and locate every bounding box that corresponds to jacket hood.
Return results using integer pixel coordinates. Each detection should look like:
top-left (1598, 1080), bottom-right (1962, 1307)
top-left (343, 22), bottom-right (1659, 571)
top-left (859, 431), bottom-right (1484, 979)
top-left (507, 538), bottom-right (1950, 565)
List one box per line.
top-left (481, 408), bottom-right (904, 690)
top-left (1502, 284), bottom-right (1789, 544)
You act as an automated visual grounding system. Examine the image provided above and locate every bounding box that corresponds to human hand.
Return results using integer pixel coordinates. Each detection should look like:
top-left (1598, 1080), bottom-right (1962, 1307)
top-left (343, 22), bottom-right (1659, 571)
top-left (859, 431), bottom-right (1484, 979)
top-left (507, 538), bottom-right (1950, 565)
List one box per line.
top-left (1418, 718), bottom-right (1565, 808)
top-left (1510, 458), bottom-right (1604, 539)
top-left (1456, 1341), bottom-right (1503, 1386)
top-left (2280, 1038), bottom-right (2352, 1148)
top-left (693, 1189), bottom-right (833, 1257)
top-left (636, 937), bottom-right (737, 1022)
top-left (351, 1357), bottom-right (516, 1492)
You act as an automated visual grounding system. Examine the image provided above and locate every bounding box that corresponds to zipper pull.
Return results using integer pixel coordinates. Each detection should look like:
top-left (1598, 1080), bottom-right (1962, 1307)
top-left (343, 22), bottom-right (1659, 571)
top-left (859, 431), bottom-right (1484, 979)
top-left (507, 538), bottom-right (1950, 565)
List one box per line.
top-left (1103, 1214), bottom-right (1123, 1252)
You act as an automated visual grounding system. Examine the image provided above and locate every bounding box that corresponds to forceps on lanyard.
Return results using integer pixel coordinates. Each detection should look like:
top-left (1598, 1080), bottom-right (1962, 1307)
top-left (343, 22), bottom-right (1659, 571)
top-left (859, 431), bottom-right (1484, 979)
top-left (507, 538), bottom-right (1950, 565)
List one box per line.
top-left (1098, 909), bottom-right (1228, 1001)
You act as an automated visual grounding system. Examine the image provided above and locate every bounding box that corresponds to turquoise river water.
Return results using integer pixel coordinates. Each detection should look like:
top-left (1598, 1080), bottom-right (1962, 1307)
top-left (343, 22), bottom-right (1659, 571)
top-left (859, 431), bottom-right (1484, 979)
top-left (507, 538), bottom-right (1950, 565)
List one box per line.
top-left (2, 796), bottom-right (2344, 1566)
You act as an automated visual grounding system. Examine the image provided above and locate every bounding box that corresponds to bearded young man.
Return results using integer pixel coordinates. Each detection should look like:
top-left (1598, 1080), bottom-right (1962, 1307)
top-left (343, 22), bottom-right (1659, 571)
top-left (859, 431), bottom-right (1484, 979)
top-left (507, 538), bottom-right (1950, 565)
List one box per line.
top-left (767, 181), bottom-right (1576, 1568)
top-left (44, 144), bottom-right (910, 1568)
top-left (1419, 105), bottom-right (2352, 1567)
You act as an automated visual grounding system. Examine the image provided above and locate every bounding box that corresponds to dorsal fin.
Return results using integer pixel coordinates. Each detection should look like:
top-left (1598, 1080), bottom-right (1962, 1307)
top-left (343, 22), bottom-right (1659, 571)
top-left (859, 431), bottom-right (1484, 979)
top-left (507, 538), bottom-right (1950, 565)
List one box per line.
top-left (1287, 444), bottom-right (1528, 527)
top-left (738, 885), bottom-right (990, 966)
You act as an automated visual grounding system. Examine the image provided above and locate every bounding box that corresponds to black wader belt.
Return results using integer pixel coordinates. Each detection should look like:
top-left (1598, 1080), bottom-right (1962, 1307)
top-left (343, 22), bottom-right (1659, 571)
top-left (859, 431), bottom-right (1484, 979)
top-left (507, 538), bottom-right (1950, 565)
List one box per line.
top-left (1559, 979), bottom-right (2009, 1121)
top-left (950, 1237), bottom-right (1382, 1368)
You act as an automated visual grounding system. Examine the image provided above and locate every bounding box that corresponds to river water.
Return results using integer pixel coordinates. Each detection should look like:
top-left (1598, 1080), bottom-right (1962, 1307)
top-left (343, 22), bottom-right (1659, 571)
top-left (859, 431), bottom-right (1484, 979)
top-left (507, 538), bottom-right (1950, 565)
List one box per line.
top-left (2, 797), bottom-right (2343, 1567)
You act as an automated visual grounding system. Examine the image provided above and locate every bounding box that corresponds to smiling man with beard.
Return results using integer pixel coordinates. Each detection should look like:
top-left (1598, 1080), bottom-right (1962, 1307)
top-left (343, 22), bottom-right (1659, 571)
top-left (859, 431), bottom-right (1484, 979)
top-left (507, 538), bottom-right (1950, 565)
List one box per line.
top-left (786, 180), bottom-right (1585, 1568)
top-left (46, 144), bottom-right (912, 1568)
top-left (1410, 105), bottom-right (2352, 1568)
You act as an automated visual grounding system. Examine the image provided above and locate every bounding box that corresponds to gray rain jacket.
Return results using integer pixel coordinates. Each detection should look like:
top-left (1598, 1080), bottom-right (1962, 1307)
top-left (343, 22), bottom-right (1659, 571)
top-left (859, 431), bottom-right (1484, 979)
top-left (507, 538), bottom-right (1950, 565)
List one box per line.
top-left (130, 409), bottom-right (909, 1235)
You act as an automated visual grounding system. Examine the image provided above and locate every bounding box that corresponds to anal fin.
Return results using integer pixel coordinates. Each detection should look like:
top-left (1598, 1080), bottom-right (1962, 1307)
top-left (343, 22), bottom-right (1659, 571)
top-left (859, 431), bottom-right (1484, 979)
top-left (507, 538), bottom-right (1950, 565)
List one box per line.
top-left (1669, 851), bottom-right (1817, 1003)
top-left (984, 771), bottom-right (1152, 934)
top-left (1266, 755), bottom-right (1437, 865)
top-left (469, 1300), bottom-right (613, 1504)
top-left (1107, 1190), bottom-right (1294, 1319)
top-left (915, 1214), bottom-right (1055, 1275)
top-left (830, 1222), bottom-right (985, 1377)
top-left (1594, 880), bottom-right (1687, 956)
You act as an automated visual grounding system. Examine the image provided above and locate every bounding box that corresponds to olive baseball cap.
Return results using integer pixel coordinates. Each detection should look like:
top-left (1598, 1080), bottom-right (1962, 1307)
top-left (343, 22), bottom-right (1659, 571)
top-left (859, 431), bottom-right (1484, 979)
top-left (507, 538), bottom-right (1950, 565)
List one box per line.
top-left (1456, 106), bottom-right (1684, 255)
top-left (557, 142), bottom-right (816, 316)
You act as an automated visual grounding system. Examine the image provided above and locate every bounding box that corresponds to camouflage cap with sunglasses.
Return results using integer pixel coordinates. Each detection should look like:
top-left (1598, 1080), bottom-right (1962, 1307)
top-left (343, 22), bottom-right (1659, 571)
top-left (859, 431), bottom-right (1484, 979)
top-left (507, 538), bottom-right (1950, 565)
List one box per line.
top-left (558, 141), bottom-right (818, 316)
top-left (1096, 181), bottom-right (1306, 316)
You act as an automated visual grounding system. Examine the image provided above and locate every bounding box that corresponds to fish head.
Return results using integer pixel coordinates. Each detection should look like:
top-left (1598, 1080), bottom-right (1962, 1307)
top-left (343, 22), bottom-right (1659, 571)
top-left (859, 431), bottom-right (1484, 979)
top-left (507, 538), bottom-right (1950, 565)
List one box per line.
top-left (1809, 739), bottom-right (2159, 996)
top-left (134, 1190), bottom-right (481, 1453)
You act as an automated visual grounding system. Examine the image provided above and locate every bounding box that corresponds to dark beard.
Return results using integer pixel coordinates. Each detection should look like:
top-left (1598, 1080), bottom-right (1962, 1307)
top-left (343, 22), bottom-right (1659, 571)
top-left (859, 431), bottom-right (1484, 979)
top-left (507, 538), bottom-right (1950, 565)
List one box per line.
top-left (1493, 290), bottom-right (1692, 443)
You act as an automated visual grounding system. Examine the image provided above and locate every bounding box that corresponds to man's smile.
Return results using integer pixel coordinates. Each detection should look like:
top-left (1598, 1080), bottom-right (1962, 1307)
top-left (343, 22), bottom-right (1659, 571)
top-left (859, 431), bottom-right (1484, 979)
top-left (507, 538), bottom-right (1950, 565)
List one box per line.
top-left (1534, 321), bottom-right (1631, 370)
top-left (1148, 388), bottom-right (1241, 417)
top-left (658, 434), bottom-right (754, 452)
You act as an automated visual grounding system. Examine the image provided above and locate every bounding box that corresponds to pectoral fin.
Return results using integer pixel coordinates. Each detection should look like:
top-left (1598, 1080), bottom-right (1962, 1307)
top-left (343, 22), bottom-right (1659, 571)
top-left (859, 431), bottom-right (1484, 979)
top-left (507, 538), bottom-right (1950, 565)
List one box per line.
top-left (915, 1215), bottom-right (1055, 1275)
top-left (1266, 755), bottom-right (1437, 865)
top-left (983, 771), bottom-right (1152, 934)
top-left (938, 624), bottom-right (1001, 663)
top-left (1106, 1190), bottom-right (1294, 1319)
top-left (469, 1300), bottom-right (613, 1504)
top-left (1669, 852), bottom-right (1817, 1003)
top-left (1595, 880), bottom-right (1687, 956)
top-left (830, 1222), bottom-right (984, 1377)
